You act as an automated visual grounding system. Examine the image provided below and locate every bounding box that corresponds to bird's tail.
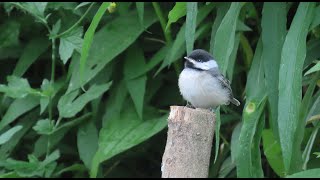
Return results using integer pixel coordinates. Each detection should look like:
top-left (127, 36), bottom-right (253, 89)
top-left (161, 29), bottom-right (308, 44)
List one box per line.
top-left (230, 98), bottom-right (240, 106)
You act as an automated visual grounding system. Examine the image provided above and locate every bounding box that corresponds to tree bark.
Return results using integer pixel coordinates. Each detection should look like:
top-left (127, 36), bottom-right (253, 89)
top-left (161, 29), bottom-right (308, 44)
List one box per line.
top-left (161, 106), bottom-right (216, 178)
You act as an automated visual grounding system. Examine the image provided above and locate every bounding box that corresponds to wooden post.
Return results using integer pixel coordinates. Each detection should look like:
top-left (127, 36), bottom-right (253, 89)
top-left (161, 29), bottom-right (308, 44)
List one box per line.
top-left (161, 106), bottom-right (216, 178)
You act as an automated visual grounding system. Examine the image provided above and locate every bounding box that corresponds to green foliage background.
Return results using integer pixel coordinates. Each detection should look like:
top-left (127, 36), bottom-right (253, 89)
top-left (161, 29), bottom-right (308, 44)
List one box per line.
top-left (0, 2), bottom-right (320, 178)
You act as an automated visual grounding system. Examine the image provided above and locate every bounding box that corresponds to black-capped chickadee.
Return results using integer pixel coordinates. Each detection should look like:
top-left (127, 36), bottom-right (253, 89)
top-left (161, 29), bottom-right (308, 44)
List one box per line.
top-left (178, 49), bottom-right (240, 109)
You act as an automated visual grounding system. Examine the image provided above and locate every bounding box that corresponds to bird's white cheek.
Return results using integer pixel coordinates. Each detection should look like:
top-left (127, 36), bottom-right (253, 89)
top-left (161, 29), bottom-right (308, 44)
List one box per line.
top-left (194, 60), bottom-right (218, 70)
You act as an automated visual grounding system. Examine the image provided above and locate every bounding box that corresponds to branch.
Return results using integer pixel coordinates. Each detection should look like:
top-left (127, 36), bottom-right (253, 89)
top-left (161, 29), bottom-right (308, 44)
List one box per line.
top-left (161, 106), bottom-right (216, 178)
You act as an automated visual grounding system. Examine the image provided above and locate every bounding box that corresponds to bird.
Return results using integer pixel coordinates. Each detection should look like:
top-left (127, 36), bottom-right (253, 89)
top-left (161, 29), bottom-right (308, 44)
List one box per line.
top-left (178, 49), bottom-right (240, 109)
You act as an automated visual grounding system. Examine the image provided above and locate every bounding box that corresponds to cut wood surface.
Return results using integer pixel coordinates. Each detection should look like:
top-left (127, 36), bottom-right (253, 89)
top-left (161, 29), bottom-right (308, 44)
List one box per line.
top-left (161, 106), bottom-right (216, 178)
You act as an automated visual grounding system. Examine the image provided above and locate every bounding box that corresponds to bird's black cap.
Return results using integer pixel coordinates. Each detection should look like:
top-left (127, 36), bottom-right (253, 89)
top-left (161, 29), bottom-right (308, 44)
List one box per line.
top-left (186, 49), bottom-right (214, 62)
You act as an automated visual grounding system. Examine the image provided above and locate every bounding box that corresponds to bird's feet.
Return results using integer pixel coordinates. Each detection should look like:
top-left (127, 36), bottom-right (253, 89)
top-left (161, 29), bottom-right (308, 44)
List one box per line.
top-left (185, 102), bottom-right (195, 109)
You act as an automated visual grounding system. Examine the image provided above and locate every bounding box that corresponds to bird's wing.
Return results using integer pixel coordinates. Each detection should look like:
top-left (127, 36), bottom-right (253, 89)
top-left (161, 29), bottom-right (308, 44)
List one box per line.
top-left (208, 69), bottom-right (233, 95)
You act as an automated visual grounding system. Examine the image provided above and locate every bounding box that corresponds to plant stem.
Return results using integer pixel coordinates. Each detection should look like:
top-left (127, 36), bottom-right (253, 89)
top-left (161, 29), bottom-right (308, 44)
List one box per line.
top-left (152, 2), bottom-right (181, 76)
top-left (52, 2), bottom-right (95, 39)
top-left (151, 2), bottom-right (172, 44)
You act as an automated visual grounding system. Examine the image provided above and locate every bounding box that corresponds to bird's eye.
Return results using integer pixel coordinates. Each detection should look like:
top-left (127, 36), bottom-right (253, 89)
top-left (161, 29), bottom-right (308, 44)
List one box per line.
top-left (196, 59), bottom-right (202, 62)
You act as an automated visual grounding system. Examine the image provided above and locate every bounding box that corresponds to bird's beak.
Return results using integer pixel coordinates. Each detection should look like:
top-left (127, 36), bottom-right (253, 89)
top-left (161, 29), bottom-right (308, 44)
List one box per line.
top-left (184, 56), bottom-right (193, 61)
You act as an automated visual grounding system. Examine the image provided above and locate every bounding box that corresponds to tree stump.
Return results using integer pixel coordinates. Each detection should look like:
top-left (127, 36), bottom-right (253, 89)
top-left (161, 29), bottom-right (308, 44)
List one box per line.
top-left (161, 106), bottom-right (216, 178)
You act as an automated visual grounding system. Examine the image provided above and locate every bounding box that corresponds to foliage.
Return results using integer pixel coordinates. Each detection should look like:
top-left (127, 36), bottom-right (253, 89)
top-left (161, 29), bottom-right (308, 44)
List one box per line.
top-left (0, 2), bottom-right (320, 178)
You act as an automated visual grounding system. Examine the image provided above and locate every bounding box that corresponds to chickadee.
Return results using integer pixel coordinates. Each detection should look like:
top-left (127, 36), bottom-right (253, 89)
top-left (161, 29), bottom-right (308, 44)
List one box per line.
top-left (178, 49), bottom-right (240, 109)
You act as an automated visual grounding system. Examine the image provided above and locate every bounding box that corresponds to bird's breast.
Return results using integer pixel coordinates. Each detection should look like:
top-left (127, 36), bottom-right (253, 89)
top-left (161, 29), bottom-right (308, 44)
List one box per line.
top-left (178, 68), bottom-right (229, 108)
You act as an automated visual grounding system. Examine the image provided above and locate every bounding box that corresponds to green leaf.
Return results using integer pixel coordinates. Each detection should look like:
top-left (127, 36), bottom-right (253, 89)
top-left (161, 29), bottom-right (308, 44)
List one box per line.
top-left (67, 10), bottom-right (157, 93)
top-left (136, 2), bottom-right (144, 27)
top-left (165, 2), bottom-right (186, 31)
top-left (237, 39), bottom-right (266, 178)
top-left (12, 37), bottom-right (50, 77)
top-left (0, 96), bottom-right (39, 132)
top-left (0, 20), bottom-right (20, 48)
top-left (0, 111), bottom-right (38, 160)
top-left (79, 2), bottom-right (110, 87)
top-left (1, 150), bottom-right (59, 178)
top-left (59, 27), bottom-right (83, 64)
top-left (213, 2), bottom-right (244, 75)
top-left (90, 101), bottom-right (168, 178)
top-left (261, 2), bottom-right (287, 142)
top-left (286, 168), bottom-right (320, 178)
top-left (77, 121), bottom-right (98, 169)
top-left (32, 119), bottom-right (54, 135)
top-left (102, 80), bottom-right (128, 126)
top-left (210, 2), bottom-right (230, 55)
top-left (310, 5), bottom-right (320, 30)
top-left (53, 164), bottom-right (87, 176)
top-left (75, 2), bottom-right (92, 10)
top-left (185, 2), bottom-right (197, 55)
top-left (156, 3), bottom-right (215, 74)
top-left (18, 2), bottom-right (48, 19)
top-left (40, 77), bottom-right (65, 115)
top-left (33, 113), bottom-right (91, 157)
top-left (278, 2), bottom-right (315, 173)
top-left (304, 39), bottom-right (320, 69)
top-left (58, 82), bottom-right (112, 118)
top-left (230, 122), bottom-right (242, 163)
top-left (305, 61), bottom-right (320, 76)
top-left (314, 152), bottom-right (320, 158)
top-left (124, 45), bottom-right (147, 119)
top-left (0, 125), bottom-right (23, 145)
top-left (262, 129), bottom-right (286, 177)
top-left (214, 107), bottom-right (221, 163)
top-left (218, 156), bottom-right (236, 178)
top-left (0, 76), bottom-right (41, 99)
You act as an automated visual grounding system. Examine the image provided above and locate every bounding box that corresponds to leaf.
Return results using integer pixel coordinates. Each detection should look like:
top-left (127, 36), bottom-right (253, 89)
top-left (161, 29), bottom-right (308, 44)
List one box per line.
top-left (213, 2), bottom-right (244, 74)
top-left (0, 95), bottom-right (39, 132)
top-left (136, 2), bottom-right (144, 27)
top-left (40, 77), bottom-right (65, 115)
top-left (310, 5), bottom-right (320, 30)
top-left (218, 156), bottom-right (236, 178)
top-left (156, 3), bottom-right (215, 75)
top-left (0, 20), bottom-right (20, 48)
top-left (32, 119), bottom-right (54, 135)
top-left (237, 39), bottom-right (266, 178)
top-left (124, 44), bottom-right (147, 119)
top-left (304, 39), bottom-right (320, 69)
top-left (79, 2), bottom-right (110, 87)
top-left (67, 9), bottom-right (157, 93)
top-left (210, 2), bottom-right (230, 55)
top-left (286, 168), bottom-right (320, 178)
top-left (90, 101), bottom-right (168, 178)
top-left (0, 125), bottom-right (23, 145)
top-left (214, 107), bottom-right (221, 163)
top-left (53, 164), bottom-right (87, 176)
top-left (231, 122), bottom-right (242, 163)
top-left (261, 2), bottom-right (287, 142)
top-left (262, 129), bottom-right (286, 177)
top-left (0, 111), bottom-right (38, 160)
top-left (185, 2), bottom-right (197, 55)
top-left (77, 121), bottom-right (98, 169)
top-left (165, 2), bottom-right (186, 31)
top-left (1, 150), bottom-right (59, 178)
top-left (19, 2), bottom-right (48, 19)
top-left (59, 27), bottom-right (83, 64)
top-left (33, 113), bottom-right (91, 157)
top-left (314, 152), bottom-right (320, 158)
top-left (278, 2), bottom-right (315, 173)
top-left (305, 61), bottom-right (320, 76)
top-left (12, 37), bottom-right (50, 77)
top-left (0, 76), bottom-right (41, 99)
top-left (75, 2), bottom-right (92, 10)
top-left (58, 82), bottom-right (112, 118)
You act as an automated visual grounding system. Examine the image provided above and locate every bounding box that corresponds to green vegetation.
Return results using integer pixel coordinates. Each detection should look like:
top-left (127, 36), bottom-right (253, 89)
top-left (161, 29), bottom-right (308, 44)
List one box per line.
top-left (0, 2), bottom-right (320, 178)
